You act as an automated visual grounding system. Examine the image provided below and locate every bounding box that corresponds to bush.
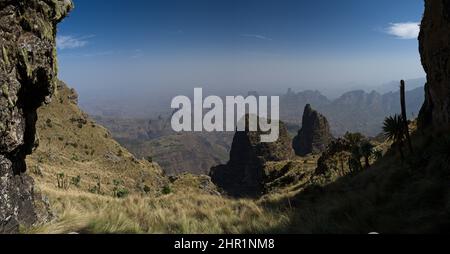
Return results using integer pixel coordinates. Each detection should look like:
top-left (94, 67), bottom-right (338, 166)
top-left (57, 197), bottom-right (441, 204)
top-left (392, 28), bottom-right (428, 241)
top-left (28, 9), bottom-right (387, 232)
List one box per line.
top-left (71, 154), bottom-right (79, 161)
top-left (162, 185), bottom-right (172, 195)
top-left (115, 188), bottom-right (129, 198)
top-left (57, 172), bottom-right (69, 190)
top-left (89, 178), bottom-right (102, 195)
top-left (31, 165), bottom-right (43, 177)
top-left (71, 175), bottom-right (81, 188)
top-left (113, 179), bottom-right (128, 198)
top-left (143, 185), bottom-right (151, 193)
top-left (46, 119), bottom-right (53, 128)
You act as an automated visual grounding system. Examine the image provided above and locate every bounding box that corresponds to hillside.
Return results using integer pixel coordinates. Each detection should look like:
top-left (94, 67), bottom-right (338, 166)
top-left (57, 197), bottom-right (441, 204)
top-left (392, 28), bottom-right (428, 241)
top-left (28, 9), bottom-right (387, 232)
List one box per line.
top-left (127, 132), bottom-right (232, 175)
top-left (94, 116), bottom-right (233, 175)
top-left (23, 81), bottom-right (450, 234)
top-left (271, 130), bottom-right (450, 233)
top-left (7, 0), bottom-right (450, 235)
top-left (27, 81), bottom-right (168, 198)
top-left (23, 81), bottom-right (293, 233)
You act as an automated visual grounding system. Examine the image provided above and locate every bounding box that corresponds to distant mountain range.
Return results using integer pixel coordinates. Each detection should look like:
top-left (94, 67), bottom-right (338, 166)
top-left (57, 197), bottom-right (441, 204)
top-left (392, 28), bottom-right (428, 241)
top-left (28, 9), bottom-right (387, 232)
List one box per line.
top-left (93, 79), bottom-right (425, 175)
top-left (371, 78), bottom-right (425, 94)
top-left (280, 81), bottom-right (425, 136)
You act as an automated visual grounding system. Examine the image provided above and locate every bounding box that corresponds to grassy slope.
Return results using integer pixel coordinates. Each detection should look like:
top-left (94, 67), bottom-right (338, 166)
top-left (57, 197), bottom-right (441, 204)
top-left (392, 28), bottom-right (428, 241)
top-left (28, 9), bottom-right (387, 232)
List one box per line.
top-left (25, 82), bottom-right (450, 234)
top-left (267, 130), bottom-right (450, 233)
top-left (93, 116), bottom-right (233, 175)
top-left (24, 82), bottom-right (291, 234)
top-left (27, 82), bottom-right (167, 196)
top-left (25, 186), bottom-right (289, 234)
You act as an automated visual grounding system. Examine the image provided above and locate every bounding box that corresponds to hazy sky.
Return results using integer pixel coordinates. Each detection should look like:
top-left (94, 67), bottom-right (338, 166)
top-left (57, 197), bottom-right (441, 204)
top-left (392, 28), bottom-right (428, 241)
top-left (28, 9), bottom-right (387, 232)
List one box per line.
top-left (57, 0), bottom-right (425, 103)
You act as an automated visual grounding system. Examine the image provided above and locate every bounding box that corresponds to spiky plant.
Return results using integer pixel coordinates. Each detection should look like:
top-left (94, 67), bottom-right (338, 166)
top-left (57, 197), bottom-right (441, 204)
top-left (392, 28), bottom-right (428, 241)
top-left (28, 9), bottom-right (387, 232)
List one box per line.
top-left (373, 149), bottom-right (383, 161)
top-left (350, 145), bottom-right (363, 172)
top-left (383, 115), bottom-right (406, 161)
top-left (344, 132), bottom-right (364, 147)
top-left (360, 141), bottom-right (375, 168)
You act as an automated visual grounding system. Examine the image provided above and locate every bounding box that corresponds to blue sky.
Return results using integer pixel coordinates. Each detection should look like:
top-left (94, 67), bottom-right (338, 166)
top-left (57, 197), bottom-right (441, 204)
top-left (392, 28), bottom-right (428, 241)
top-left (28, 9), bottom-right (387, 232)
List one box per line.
top-left (57, 0), bottom-right (425, 102)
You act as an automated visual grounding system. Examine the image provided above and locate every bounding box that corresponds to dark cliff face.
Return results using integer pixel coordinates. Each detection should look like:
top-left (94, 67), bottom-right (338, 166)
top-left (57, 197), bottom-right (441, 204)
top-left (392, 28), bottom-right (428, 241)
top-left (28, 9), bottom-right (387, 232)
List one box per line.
top-left (210, 119), bottom-right (294, 197)
top-left (419, 0), bottom-right (450, 129)
top-left (0, 0), bottom-right (73, 232)
top-left (293, 104), bottom-right (333, 156)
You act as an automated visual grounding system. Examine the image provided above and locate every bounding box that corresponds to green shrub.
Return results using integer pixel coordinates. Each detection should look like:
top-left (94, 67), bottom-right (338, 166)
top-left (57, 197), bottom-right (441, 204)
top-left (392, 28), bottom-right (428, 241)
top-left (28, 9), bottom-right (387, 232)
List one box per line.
top-left (162, 185), bottom-right (172, 195)
top-left (71, 154), bottom-right (79, 161)
top-left (112, 179), bottom-right (129, 198)
top-left (31, 165), bottom-right (43, 177)
top-left (115, 188), bottom-right (129, 198)
top-left (46, 119), bottom-right (53, 128)
top-left (89, 184), bottom-right (101, 194)
top-left (71, 175), bottom-right (81, 188)
top-left (143, 185), bottom-right (151, 193)
top-left (56, 172), bottom-right (69, 190)
top-left (89, 178), bottom-right (102, 195)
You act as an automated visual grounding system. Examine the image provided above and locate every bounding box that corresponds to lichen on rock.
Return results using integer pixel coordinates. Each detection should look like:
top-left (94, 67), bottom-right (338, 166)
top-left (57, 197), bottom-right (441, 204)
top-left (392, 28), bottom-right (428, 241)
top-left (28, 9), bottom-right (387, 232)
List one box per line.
top-left (0, 0), bottom-right (73, 233)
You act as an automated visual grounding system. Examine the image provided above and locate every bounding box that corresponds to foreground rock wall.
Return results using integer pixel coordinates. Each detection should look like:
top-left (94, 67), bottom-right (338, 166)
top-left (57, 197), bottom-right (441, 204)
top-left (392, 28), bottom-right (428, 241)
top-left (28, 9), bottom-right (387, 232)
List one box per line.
top-left (419, 0), bottom-right (450, 129)
top-left (0, 0), bottom-right (73, 233)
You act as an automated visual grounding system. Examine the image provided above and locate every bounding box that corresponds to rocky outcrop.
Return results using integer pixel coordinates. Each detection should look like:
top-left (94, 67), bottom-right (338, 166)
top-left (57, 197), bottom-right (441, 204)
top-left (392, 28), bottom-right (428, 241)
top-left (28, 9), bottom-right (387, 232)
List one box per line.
top-left (210, 118), bottom-right (294, 197)
top-left (0, 0), bottom-right (73, 233)
top-left (293, 104), bottom-right (333, 156)
top-left (315, 138), bottom-right (353, 176)
top-left (418, 0), bottom-right (450, 129)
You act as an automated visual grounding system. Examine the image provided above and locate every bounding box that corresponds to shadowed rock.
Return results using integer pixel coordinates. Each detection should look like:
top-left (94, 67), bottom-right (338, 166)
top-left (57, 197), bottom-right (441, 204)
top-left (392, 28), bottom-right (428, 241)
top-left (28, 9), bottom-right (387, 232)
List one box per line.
top-left (210, 117), bottom-right (294, 198)
top-left (418, 0), bottom-right (450, 129)
top-left (0, 0), bottom-right (73, 233)
top-left (293, 104), bottom-right (333, 156)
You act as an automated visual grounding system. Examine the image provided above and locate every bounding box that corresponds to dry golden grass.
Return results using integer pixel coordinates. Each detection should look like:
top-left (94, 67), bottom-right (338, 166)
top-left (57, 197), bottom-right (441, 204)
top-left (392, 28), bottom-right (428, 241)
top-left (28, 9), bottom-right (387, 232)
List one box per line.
top-left (25, 184), bottom-right (290, 234)
top-left (22, 82), bottom-right (292, 234)
top-left (27, 82), bottom-right (447, 234)
top-left (27, 82), bottom-right (166, 197)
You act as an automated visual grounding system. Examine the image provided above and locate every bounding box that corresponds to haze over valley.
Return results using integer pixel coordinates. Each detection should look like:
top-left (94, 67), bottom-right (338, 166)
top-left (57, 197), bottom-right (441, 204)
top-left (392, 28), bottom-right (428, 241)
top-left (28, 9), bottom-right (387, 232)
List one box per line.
top-left (92, 78), bottom-right (425, 175)
top-left (4, 0), bottom-right (450, 236)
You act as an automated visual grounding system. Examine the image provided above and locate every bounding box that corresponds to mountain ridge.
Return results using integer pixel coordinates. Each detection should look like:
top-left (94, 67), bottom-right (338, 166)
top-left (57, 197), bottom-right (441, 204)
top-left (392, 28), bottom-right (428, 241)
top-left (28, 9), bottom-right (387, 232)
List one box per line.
top-left (281, 85), bottom-right (424, 136)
